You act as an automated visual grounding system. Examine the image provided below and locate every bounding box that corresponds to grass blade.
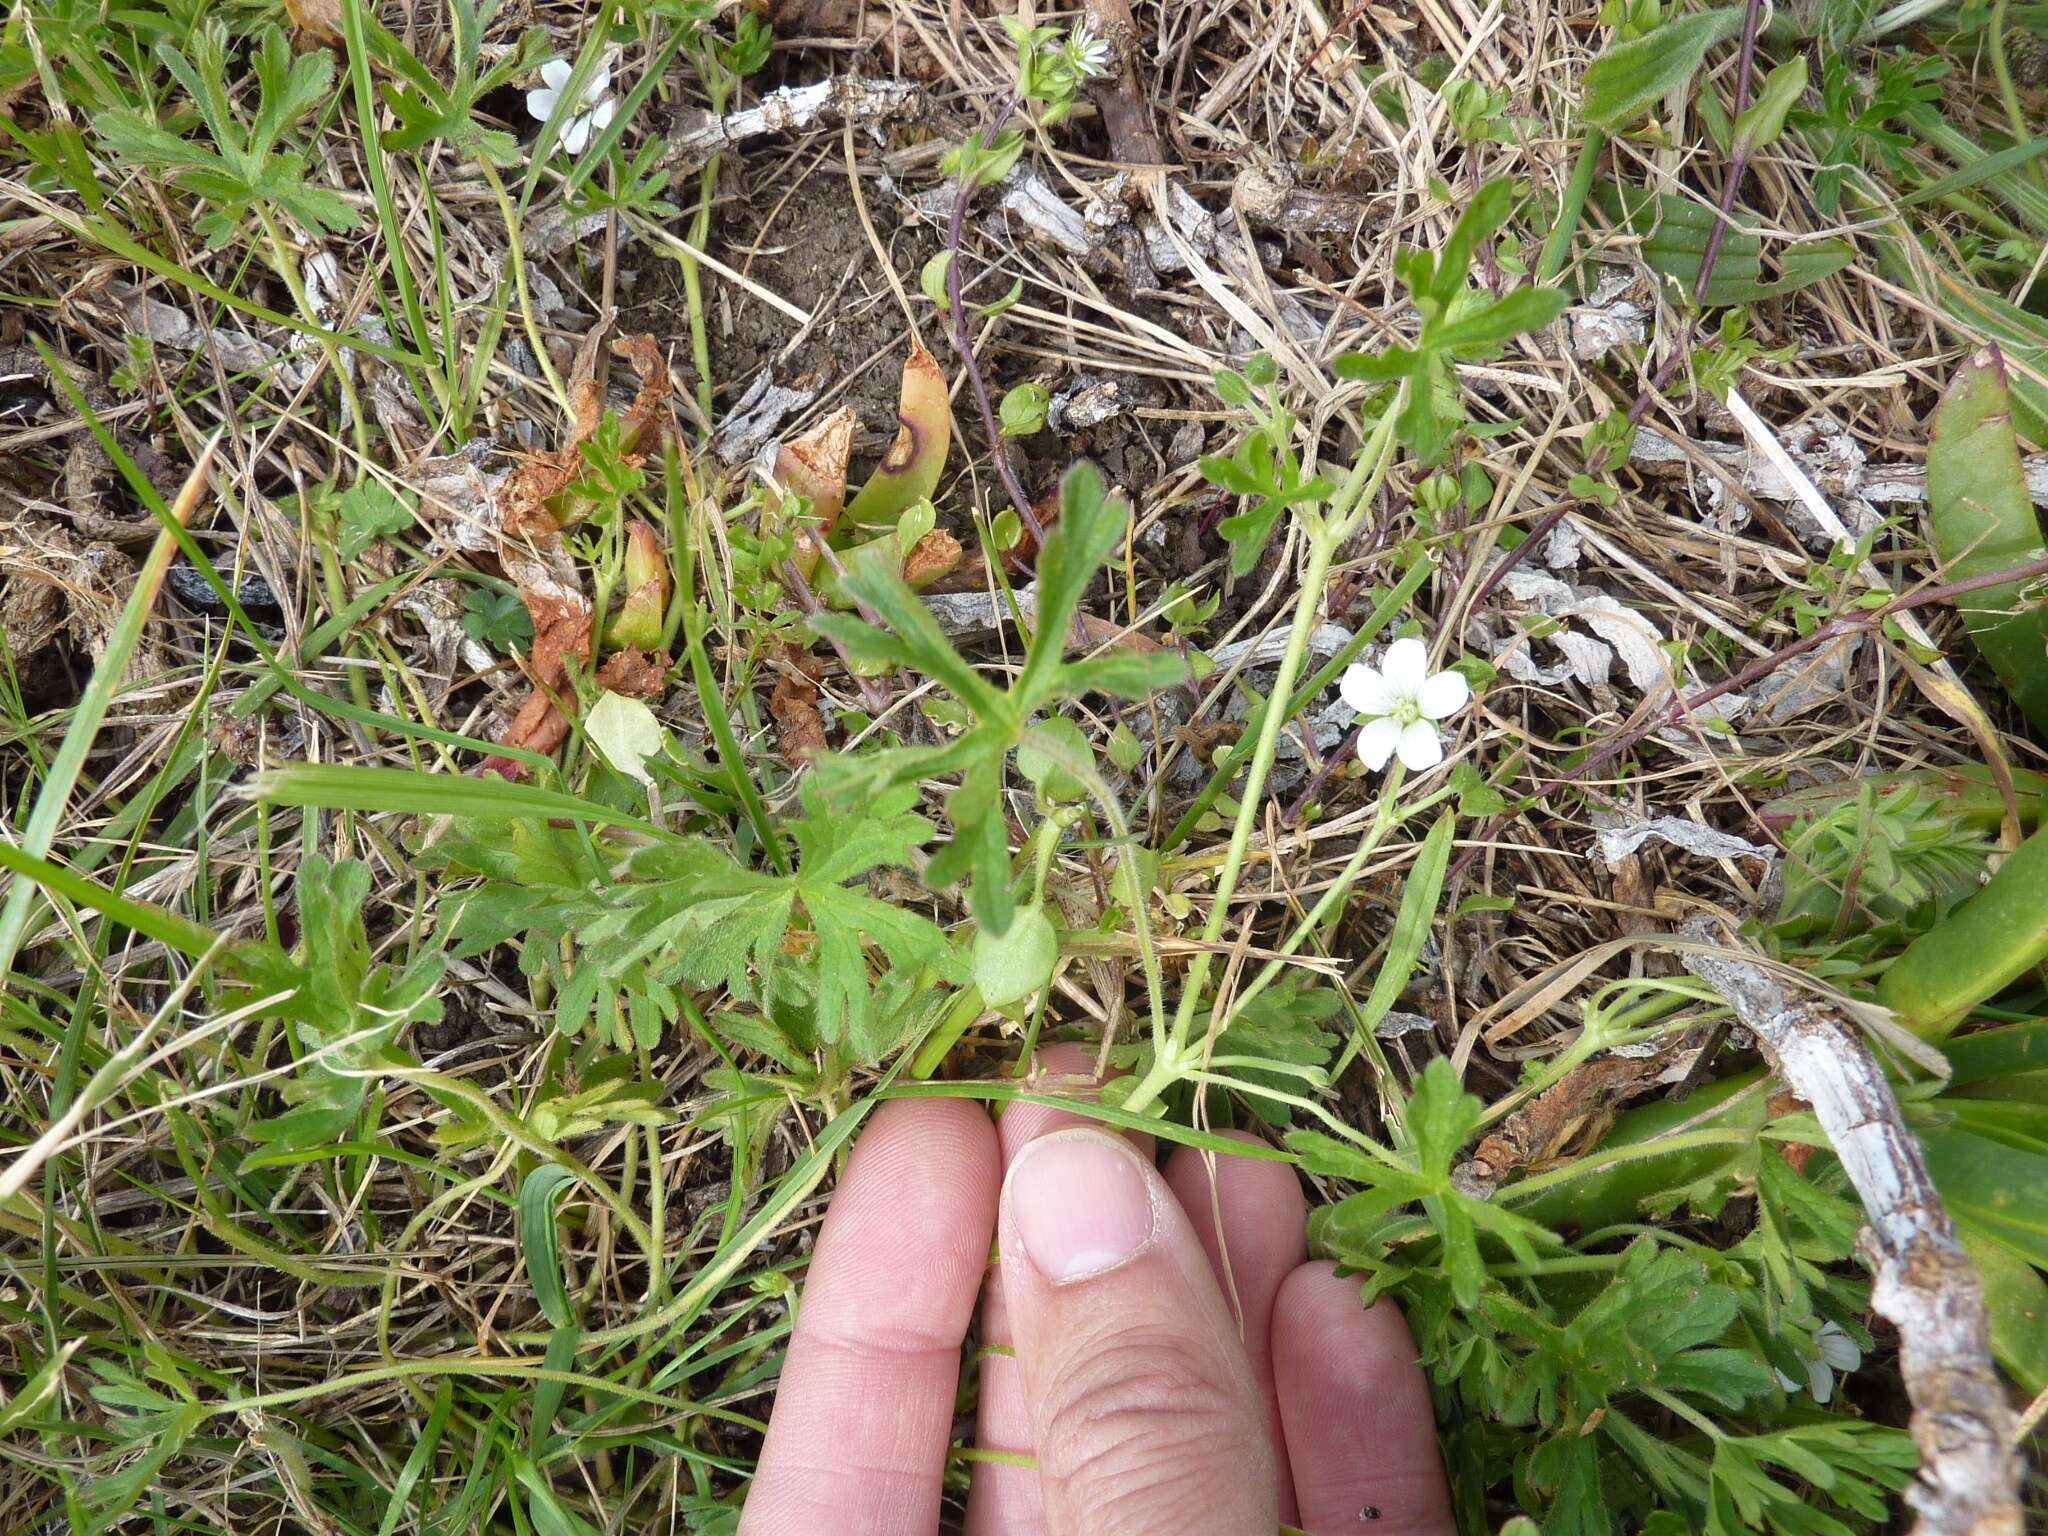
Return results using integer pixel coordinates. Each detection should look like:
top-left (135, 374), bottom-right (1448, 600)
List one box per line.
top-left (253, 763), bottom-right (662, 831)
top-left (0, 430), bottom-right (219, 979)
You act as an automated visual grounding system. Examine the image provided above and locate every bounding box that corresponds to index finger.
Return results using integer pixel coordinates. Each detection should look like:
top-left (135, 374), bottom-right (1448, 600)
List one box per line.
top-left (740, 1098), bottom-right (1001, 1536)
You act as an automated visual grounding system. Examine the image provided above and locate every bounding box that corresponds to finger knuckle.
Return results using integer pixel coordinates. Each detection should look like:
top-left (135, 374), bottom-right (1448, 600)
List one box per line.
top-left (1033, 1327), bottom-right (1263, 1520)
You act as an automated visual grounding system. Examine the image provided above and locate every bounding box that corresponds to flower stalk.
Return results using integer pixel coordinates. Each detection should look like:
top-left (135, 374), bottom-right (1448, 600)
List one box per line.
top-left (1121, 392), bottom-right (1405, 1116)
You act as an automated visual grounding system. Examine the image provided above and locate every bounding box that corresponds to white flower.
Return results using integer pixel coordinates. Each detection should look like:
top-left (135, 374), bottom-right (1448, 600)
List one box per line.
top-left (1067, 23), bottom-right (1111, 77)
top-left (1339, 637), bottom-right (1470, 772)
top-left (1774, 1320), bottom-right (1862, 1404)
top-left (526, 58), bottom-right (616, 157)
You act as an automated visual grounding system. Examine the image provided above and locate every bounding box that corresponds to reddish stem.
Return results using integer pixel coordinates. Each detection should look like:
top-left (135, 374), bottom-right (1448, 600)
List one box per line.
top-left (944, 95), bottom-right (1046, 545)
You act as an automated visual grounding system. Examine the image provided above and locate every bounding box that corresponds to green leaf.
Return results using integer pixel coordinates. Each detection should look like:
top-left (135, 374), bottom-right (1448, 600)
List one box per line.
top-left (243, 855), bottom-right (445, 1151)
top-left (1958, 1227), bottom-right (2048, 1392)
top-left (584, 691), bottom-right (667, 787)
top-left (1599, 185), bottom-right (1854, 307)
top-left (0, 1341), bottom-right (81, 1435)
top-left (1731, 56), bottom-right (1807, 157)
top-left (1407, 1056), bottom-right (1482, 1177)
top-left (558, 782), bottom-right (952, 1052)
top-left (818, 579), bottom-right (1009, 723)
top-left (1923, 1124), bottom-right (2048, 1268)
top-left (520, 1165), bottom-right (578, 1329)
top-left (1357, 813), bottom-right (1455, 1036)
top-left (1015, 463), bottom-right (1129, 708)
top-left (256, 763), bottom-right (660, 831)
top-left (99, 23), bottom-right (360, 247)
top-left (334, 478), bottom-right (415, 562)
top-left (1429, 286), bottom-right (1570, 355)
top-left (1053, 649), bottom-right (1189, 698)
top-left (1582, 7), bottom-right (1742, 131)
top-left (1923, 346), bottom-right (2048, 732)
top-left (919, 250), bottom-right (953, 311)
top-left (1332, 348), bottom-right (1418, 383)
top-left (1432, 178), bottom-right (1514, 304)
top-left (978, 276), bottom-right (1026, 321)
top-left (999, 380), bottom-right (1050, 436)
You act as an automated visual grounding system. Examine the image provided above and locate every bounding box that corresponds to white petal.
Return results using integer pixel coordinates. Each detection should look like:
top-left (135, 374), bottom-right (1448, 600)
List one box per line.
top-left (1380, 637), bottom-right (1429, 698)
top-left (587, 64), bottom-right (612, 100)
top-left (1816, 1325), bottom-right (1861, 1372)
top-left (1357, 716), bottom-right (1402, 771)
top-left (1339, 662), bottom-right (1395, 716)
top-left (1395, 719), bottom-right (1444, 771)
top-left (541, 58), bottom-right (572, 89)
top-left (587, 97), bottom-right (616, 135)
top-left (525, 85), bottom-right (560, 122)
top-left (560, 112), bottom-right (591, 154)
top-left (1774, 1367), bottom-right (1801, 1393)
top-left (1417, 668), bottom-right (1470, 720)
top-left (1808, 1360), bottom-right (1834, 1405)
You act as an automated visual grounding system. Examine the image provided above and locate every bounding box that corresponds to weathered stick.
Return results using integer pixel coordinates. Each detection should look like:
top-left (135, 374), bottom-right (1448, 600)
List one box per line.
top-left (666, 78), bottom-right (924, 174)
top-left (1677, 915), bottom-right (2023, 1536)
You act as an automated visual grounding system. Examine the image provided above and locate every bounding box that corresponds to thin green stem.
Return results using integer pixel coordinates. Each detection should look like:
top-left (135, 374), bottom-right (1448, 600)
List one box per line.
top-left (0, 429), bottom-right (220, 979)
top-left (1989, 0), bottom-right (2048, 198)
top-left (1162, 555), bottom-right (1430, 853)
top-left (1646, 1387), bottom-right (1725, 1441)
top-left (1123, 400), bottom-right (1404, 1117)
top-left (475, 157), bottom-right (571, 415)
top-left (256, 206), bottom-right (369, 464)
top-left (1225, 765), bottom-right (1437, 1025)
top-left (682, 153), bottom-right (719, 432)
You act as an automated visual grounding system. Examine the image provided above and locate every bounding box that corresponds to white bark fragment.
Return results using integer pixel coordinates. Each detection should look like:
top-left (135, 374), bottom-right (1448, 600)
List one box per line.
top-left (122, 294), bottom-right (317, 391)
top-left (714, 371), bottom-right (819, 465)
top-left (666, 78), bottom-right (925, 174)
top-left (1678, 916), bottom-right (2023, 1536)
top-left (1592, 815), bottom-right (1775, 866)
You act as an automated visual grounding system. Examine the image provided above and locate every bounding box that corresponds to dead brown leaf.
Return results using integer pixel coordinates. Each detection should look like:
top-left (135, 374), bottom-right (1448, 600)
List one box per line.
top-left (903, 529), bottom-right (963, 588)
top-left (481, 334), bottom-right (677, 775)
top-left (284, 0), bottom-right (343, 47)
top-left (1461, 1055), bottom-right (1671, 1194)
top-left (770, 664), bottom-right (829, 762)
top-left (596, 647), bottom-right (669, 699)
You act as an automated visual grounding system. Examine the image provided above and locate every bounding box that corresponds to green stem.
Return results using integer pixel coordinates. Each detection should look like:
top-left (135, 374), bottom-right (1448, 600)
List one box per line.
top-left (1161, 556), bottom-right (1430, 853)
top-left (1989, 0), bottom-right (2047, 198)
top-left (1123, 400), bottom-right (1404, 1117)
top-left (1122, 539), bottom-right (1334, 1117)
top-left (683, 153), bottom-right (719, 432)
top-left (309, 523), bottom-right (375, 714)
top-left (1537, 128), bottom-right (1606, 285)
top-left (475, 157), bottom-right (571, 416)
top-left (1646, 1387), bottom-right (1724, 1441)
top-left (681, 60), bottom-right (733, 435)
top-left (256, 206), bottom-right (370, 465)
top-left (1223, 766), bottom-right (1456, 1027)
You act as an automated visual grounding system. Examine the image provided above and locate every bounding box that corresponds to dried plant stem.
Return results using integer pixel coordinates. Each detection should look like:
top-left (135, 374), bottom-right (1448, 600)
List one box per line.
top-left (1473, 0), bottom-right (1767, 623)
top-left (1679, 917), bottom-right (2022, 1536)
top-left (1455, 549), bottom-right (2048, 876)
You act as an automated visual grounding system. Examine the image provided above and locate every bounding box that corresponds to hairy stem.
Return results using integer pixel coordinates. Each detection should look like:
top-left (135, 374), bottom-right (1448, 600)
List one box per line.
top-left (1123, 405), bottom-right (1403, 1115)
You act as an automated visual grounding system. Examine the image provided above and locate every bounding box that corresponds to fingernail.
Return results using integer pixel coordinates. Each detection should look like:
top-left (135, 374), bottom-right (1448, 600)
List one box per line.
top-left (1007, 1130), bottom-right (1158, 1285)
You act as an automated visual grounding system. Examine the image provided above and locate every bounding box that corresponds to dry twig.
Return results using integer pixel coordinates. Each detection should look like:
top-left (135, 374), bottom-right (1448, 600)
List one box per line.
top-left (1679, 916), bottom-right (2022, 1536)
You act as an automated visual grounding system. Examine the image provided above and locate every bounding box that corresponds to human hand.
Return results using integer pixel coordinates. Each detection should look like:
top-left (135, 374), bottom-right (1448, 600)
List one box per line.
top-left (738, 1050), bottom-right (1455, 1536)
